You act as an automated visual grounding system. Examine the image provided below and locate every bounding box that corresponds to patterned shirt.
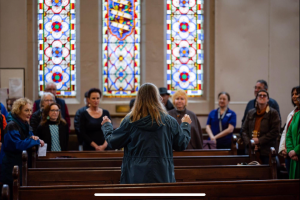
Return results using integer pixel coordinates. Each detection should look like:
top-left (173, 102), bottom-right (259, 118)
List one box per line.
top-left (49, 124), bottom-right (61, 151)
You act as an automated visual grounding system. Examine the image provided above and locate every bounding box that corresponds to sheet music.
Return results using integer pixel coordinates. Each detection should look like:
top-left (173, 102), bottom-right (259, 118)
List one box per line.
top-left (38, 143), bottom-right (47, 157)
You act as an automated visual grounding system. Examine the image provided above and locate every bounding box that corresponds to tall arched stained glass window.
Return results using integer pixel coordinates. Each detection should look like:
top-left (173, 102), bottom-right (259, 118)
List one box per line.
top-left (166, 0), bottom-right (204, 96)
top-left (102, 0), bottom-right (140, 97)
top-left (38, 0), bottom-right (76, 98)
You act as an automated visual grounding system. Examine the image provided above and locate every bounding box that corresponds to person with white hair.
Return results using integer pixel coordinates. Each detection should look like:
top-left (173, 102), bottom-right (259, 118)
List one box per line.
top-left (30, 92), bottom-right (55, 135)
top-left (32, 82), bottom-right (70, 131)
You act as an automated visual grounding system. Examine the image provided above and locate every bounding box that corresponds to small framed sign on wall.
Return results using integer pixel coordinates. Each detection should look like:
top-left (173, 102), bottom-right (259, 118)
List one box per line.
top-left (0, 68), bottom-right (25, 98)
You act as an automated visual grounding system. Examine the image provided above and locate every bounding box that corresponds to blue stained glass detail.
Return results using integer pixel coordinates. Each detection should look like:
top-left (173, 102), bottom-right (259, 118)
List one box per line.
top-left (39, 75), bottom-right (43, 81)
top-left (167, 74), bottom-right (171, 80)
top-left (167, 54), bottom-right (170, 60)
top-left (39, 55), bottom-right (42, 60)
top-left (72, 75), bottom-right (75, 81)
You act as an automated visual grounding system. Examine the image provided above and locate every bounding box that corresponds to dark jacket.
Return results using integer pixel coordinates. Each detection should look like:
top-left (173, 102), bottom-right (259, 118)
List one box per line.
top-left (165, 100), bottom-right (174, 111)
top-left (240, 98), bottom-right (281, 136)
top-left (0, 115), bottom-right (40, 185)
top-left (74, 106), bottom-right (88, 145)
top-left (30, 110), bottom-right (42, 135)
top-left (101, 114), bottom-right (191, 184)
top-left (168, 108), bottom-right (203, 149)
top-left (33, 98), bottom-right (70, 130)
top-left (36, 121), bottom-right (69, 151)
top-left (242, 106), bottom-right (280, 156)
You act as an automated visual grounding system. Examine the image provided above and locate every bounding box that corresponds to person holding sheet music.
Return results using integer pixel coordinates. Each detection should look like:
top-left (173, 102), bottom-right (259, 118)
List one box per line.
top-left (101, 83), bottom-right (191, 184)
top-left (242, 90), bottom-right (280, 164)
top-left (206, 92), bottom-right (237, 149)
top-left (0, 98), bottom-right (44, 190)
top-left (36, 103), bottom-right (69, 151)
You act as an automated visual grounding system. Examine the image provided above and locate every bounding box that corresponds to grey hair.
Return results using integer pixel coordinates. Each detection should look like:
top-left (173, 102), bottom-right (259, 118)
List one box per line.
top-left (45, 82), bottom-right (56, 90)
top-left (40, 92), bottom-right (56, 108)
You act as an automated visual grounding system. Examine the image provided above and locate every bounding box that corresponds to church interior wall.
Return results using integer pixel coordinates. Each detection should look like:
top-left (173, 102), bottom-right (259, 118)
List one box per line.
top-left (0, 0), bottom-right (299, 128)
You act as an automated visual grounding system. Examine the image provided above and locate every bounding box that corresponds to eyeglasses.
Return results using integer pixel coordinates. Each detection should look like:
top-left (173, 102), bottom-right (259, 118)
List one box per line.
top-left (44, 100), bottom-right (54, 102)
top-left (50, 109), bottom-right (60, 113)
top-left (258, 94), bottom-right (267, 98)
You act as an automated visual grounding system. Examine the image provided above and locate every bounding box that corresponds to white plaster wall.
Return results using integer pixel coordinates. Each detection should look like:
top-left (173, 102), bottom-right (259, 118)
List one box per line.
top-left (215, 0), bottom-right (299, 127)
top-left (0, 0), bottom-right (299, 128)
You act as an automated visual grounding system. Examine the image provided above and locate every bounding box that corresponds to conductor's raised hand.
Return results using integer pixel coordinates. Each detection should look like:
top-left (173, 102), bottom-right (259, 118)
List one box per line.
top-left (181, 114), bottom-right (192, 124)
top-left (101, 116), bottom-right (111, 125)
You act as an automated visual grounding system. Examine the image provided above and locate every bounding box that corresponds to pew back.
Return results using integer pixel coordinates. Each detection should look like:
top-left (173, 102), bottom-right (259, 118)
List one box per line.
top-left (4, 179), bottom-right (299, 200)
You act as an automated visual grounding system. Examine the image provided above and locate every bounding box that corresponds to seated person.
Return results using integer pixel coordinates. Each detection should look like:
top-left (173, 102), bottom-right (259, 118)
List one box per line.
top-left (206, 92), bottom-right (236, 149)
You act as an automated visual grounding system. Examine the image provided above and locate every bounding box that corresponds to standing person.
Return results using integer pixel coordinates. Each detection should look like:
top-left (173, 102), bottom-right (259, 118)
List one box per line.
top-left (279, 86), bottom-right (300, 175)
top-left (286, 108), bottom-right (300, 179)
top-left (0, 98), bottom-right (44, 188)
top-left (206, 92), bottom-right (237, 149)
top-left (32, 82), bottom-right (70, 131)
top-left (30, 92), bottom-right (55, 135)
top-left (74, 91), bottom-right (89, 146)
top-left (168, 90), bottom-right (203, 149)
top-left (159, 87), bottom-right (174, 111)
top-left (0, 102), bottom-right (8, 118)
top-left (36, 103), bottom-right (69, 151)
top-left (242, 90), bottom-right (280, 164)
top-left (101, 83), bottom-right (191, 184)
top-left (80, 88), bottom-right (111, 151)
top-left (240, 80), bottom-right (281, 137)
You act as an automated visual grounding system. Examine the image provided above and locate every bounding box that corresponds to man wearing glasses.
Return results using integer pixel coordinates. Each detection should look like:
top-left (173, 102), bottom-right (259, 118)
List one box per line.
top-left (32, 82), bottom-right (71, 132)
top-left (239, 80), bottom-right (281, 155)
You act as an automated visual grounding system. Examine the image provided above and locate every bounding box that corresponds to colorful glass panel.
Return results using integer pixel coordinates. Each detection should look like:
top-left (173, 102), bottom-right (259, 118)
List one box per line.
top-left (38, 0), bottom-right (76, 98)
top-left (166, 0), bottom-right (204, 96)
top-left (103, 0), bottom-right (140, 97)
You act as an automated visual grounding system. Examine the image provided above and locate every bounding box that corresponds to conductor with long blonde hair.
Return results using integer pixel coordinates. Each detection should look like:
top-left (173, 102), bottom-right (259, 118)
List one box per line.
top-left (101, 83), bottom-right (192, 184)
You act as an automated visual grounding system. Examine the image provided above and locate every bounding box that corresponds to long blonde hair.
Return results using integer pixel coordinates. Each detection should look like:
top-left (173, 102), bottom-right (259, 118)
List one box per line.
top-left (128, 83), bottom-right (168, 125)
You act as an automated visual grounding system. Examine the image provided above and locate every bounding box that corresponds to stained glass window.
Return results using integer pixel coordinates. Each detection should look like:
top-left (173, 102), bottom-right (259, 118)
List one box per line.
top-left (102, 0), bottom-right (140, 97)
top-left (166, 0), bottom-right (204, 96)
top-left (38, 0), bottom-right (76, 98)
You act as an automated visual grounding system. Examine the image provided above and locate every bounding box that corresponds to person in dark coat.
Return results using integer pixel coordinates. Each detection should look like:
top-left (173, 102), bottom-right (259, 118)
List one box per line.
top-left (0, 98), bottom-right (44, 190)
top-left (101, 83), bottom-right (191, 184)
top-left (168, 89), bottom-right (203, 149)
top-left (36, 103), bottom-right (69, 151)
top-left (242, 90), bottom-right (280, 164)
top-left (80, 88), bottom-right (111, 151)
top-left (240, 80), bottom-right (281, 137)
top-left (30, 92), bottom-right (55, 135)
top-left (32, 82), bottom-right (71, 131)
top-left (74, 91), bottom-right (89, 146)
top-left (159, 87), bottom-right (174, 111)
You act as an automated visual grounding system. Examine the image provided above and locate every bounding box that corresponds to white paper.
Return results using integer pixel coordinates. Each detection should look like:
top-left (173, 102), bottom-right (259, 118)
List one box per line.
top-left (38, 143), bottom-right (47, 157)
top-left (9, 78), bottom-right (23, 98)
top-left (0, 88), bottom-right (8, 105)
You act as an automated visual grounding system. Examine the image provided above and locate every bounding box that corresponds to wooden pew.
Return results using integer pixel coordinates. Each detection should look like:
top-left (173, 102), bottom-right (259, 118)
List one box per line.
top-left (33, 155), bottom-right (252, 168)
top-left (4, 173), bottom-right (298, 200)
top-left (31, 135), bottom-right (239, 168)
top-left (31, 136), bottom-right (250, 168)
top-left (22, 148), bottom-right (277, 186)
